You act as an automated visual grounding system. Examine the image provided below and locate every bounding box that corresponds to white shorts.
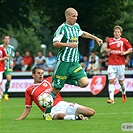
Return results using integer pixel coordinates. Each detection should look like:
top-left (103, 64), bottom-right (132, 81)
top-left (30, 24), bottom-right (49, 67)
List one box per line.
top-left (107, 65), bottom-right (125, 80)
top-left (0, 71), bottom-right (4, 82)
top-left (51, 101), bottom-right (79, 118)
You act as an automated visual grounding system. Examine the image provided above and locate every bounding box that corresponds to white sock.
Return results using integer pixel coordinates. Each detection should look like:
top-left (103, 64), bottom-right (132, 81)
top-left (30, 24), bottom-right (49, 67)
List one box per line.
top-left (0, 86), bottom-right (3, 99)
top-left (64, 115), bottom-right (76, 120)
top-left (121, 82), bottom-right (126, 94)
top-left (108, 84), bottom-right (115, 100)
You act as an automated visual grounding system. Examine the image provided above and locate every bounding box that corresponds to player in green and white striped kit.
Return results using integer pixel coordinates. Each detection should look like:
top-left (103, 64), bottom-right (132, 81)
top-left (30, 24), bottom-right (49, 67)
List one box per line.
top-left (49, 7), bottom-right (103, 99)
top-left (1, 35), bottom-right (15, 101)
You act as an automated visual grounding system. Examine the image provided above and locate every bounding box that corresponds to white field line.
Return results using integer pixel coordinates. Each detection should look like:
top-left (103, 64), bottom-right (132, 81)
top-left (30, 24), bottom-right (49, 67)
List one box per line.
top-left (96, 112), bottom-right (133, 115)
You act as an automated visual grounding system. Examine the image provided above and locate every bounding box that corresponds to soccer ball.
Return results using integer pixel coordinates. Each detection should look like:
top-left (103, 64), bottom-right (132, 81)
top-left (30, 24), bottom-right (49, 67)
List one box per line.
top-left (38, 93), bottom-right (53, 108)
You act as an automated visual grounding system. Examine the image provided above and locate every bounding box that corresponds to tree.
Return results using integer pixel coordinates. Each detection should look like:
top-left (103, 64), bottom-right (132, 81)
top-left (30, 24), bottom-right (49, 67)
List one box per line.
top-left (1, 25), bottom-right (42, 56)
top-left (114, 0), bottom-right (133, 44)
top-left (0, 0), bottom-right (31, 30)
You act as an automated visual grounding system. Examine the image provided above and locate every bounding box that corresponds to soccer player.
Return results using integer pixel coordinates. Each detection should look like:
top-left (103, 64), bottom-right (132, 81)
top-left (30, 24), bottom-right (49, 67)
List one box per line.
top-left (15, 67), bottom-right (95, 120)
top-left (0, 46), bottom-right (8, 101)
top-left (51, 7), bottom-right (103, 99)
top-left (0, 35), bottom-right (15, 101)
top-left (106, 26), bottom-right (132, 104)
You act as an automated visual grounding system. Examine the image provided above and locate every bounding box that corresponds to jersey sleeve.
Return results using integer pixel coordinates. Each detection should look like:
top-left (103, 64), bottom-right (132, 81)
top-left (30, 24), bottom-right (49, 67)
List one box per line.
top-left (25, 87), bottom-right (33, 107)
top-left (123, 38), bottom-right (132, 50)
top-left (53, 25), bottom-right (64, 42)
top-left (76, 23), bottom-right (83, 36)
top-left (2, 48), bottom-right (7, 56)
top-left (107, 38), bottom-right (110, 49)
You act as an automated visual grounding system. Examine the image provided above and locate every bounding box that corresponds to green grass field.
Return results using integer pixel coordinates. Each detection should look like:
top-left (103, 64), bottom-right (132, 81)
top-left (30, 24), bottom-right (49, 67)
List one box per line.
top-left (0, 97), bottom-right (132, 133)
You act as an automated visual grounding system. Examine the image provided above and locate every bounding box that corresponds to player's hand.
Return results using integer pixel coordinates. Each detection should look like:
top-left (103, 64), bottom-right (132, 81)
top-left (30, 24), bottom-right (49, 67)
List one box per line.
top-left (5, 57), bottom-right (8, 60)
top-left (120, 51), bottom-right (125, 55)
top-left (96, 38), bottom-right (103, 46)
top-left (68, 43), bottom-right (77, 48)
top-left (15, 118), bottom-right (22, 120)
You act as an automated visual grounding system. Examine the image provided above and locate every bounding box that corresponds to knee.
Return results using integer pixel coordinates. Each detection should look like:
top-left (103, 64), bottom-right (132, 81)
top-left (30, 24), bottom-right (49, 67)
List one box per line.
top-left (90, 109), bottom-right (95, 116)
top-left (119, 80), bottom-right (123, 86)
top-left (54, 113), bottom-right (65, 120)
top-left (109, 79), bottom-right (114, 84)
top-left (78, 78), bottom-right (89, 88)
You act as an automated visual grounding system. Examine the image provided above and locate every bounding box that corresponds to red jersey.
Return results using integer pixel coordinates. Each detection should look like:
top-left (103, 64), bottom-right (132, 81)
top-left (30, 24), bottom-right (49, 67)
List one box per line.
top-left (107, 37), bottom-right (132, 65)
top-left (25, 76), bottom-right (63, 112)
top-left (0, 46), bottom-right (7, 72)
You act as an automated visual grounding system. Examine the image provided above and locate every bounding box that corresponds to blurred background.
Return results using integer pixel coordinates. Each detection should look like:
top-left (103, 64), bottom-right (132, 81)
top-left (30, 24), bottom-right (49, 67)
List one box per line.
top-left (0, 0), bottom-right (133, 57)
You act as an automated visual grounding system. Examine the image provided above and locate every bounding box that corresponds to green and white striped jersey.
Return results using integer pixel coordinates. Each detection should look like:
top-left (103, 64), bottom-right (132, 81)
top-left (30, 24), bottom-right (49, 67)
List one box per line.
top-left (0, 44), bottom-right (15, 69)
top-left (53, 22), bottom-right (83, 62)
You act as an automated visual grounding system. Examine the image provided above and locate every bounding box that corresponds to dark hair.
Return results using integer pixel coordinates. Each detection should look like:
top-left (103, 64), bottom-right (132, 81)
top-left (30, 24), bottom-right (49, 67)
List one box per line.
top-left (32, 66), bottom-right (44, 74)
top-left (2, 35), bottom-right (10, 39)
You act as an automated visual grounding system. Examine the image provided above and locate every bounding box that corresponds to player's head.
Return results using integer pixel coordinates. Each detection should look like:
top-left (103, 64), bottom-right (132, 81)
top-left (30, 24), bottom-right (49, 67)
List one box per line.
top-left (113, 26), bottom-right (123, 39)
top-left (32, 67), bottom-right (44, 83)
top-left (2, 35), bottom-right (10, 45)
top-left (65, 7), bottom-right (78, 25)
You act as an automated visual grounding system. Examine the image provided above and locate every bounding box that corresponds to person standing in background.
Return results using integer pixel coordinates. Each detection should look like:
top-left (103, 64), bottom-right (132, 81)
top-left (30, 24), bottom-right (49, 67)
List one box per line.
top-left (0, 46), bottom-right (8, 101)
top-left (106, 26), bottom-right (132, 104)
top-left (0, 35), bottom-right (15, 101)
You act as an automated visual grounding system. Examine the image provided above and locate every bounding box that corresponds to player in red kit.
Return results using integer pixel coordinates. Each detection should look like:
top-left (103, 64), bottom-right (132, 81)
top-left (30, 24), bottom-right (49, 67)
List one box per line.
top-left (0, 46), bottom-right (8, 101)
top-left (15, 66), bottom-right (62, 120)
top-left (16, 66), bottom-right (95, 120)
top-left (106, 26), bottom-right (132, 104)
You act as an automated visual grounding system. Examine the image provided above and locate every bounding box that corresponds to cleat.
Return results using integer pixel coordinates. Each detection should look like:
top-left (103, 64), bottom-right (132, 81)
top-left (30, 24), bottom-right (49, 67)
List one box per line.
top-left (43, 113), bottom-right (52, 120)
top-left (4, 94), bottom-right (9, 101)
top-left (107, 99), bottom-right (115, 104)
top-left (122, 94), bottom-right (127, 102)
top-left (75, 114), bottom-right (88, 120)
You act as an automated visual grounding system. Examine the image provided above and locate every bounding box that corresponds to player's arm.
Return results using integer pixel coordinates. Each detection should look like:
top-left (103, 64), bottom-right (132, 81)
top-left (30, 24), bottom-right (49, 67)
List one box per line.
top-left (15, 107), bottom-right (31, 120)
top-left (120, 48), bottom-right (132, 55)
top-left (53, 41), bottom-right (77, 48)
top-left (0, 56), bottom-right (8, 61)
top-left (81, 31), bottom-right (103, 46)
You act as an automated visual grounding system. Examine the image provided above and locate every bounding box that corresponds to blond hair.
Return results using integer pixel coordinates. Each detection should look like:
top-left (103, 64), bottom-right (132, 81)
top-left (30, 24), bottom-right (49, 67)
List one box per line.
top-left (65, 7), bottom-right (77, 16)
top-left (113, 26), bottom-right (123, 33)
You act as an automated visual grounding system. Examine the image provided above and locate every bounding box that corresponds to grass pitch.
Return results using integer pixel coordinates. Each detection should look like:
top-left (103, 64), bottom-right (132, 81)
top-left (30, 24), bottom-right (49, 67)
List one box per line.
top-left (0, 97), bottom-right (132, 133)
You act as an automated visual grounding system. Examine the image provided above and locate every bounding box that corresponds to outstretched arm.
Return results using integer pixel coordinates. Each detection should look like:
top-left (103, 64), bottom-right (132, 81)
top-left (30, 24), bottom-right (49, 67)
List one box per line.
top-left (15, 107), bottom-right (31, 120)
top-left (81, 31), bottom-right (103, 46)
top-left (53, 41), bottom-right (77, 48)
top-left (0, 56), bottom-right (8, 61)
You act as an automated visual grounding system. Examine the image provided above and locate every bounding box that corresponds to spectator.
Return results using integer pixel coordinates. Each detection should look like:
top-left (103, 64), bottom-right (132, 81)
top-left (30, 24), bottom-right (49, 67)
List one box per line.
top-left (87, 56), bottom-right (100, 77)
top-left (34, 51), bottom-right (46, 68)
top-left (99, 51), bottom-right (108, 70)
top-left (125, 55), bottom-right (132, 69)
top-left (100, 36), bottom-right (109, 53)
top-left (23, 51), bottom-right (33, 70)
top-left (89, 50), bottom-right (100, 63)
top-left (13, 51), bottom-right (23, 70)
top-left (45, 51), bottom-right (56, 70)
top-left (80, 56), bottom-right (89, 71)
top-left (20, 60), bottom-right (28, 72)
top-left (79, 54), bottom-right (84, 63)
